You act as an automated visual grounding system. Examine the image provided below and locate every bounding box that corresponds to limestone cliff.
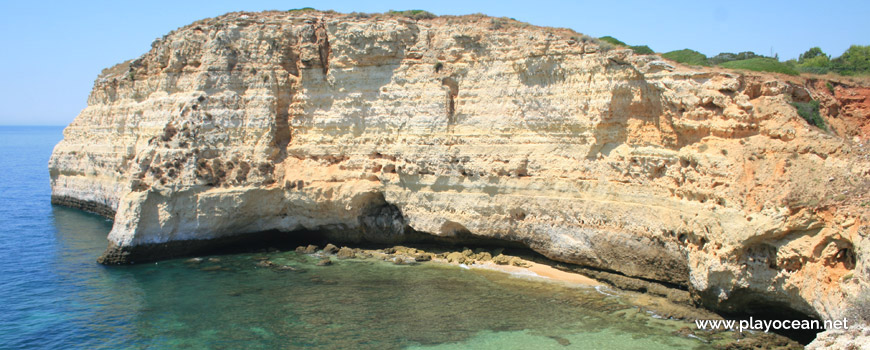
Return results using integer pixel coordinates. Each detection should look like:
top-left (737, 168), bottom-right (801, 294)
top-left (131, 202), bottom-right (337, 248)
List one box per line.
top-left (50, 10), bottom-right (870, 326)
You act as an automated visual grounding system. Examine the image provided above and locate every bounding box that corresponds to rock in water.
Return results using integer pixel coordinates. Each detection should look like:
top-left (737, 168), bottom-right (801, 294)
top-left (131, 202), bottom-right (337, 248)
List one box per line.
top-left (322, 244), bottom-right (339, 254)
top-left (256, 260), bottom-right (275, 268)
top-left (47, 10), bottom-right (870, 330)
top-left (336, 247), bottom-right (355, 259)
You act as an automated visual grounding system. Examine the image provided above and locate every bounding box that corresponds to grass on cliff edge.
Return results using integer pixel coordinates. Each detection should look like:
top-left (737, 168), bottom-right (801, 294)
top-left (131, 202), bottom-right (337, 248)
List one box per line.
top-left (598, 36), bottom-right (655, 55)
top-left (662, 49), bottom-right (710, 66)
top-left (387, 10), bottom-right (437, 20)
top-left (720, 57), bottom-right (800, 76)
top-left (599, 36), bottom-right (627, 46)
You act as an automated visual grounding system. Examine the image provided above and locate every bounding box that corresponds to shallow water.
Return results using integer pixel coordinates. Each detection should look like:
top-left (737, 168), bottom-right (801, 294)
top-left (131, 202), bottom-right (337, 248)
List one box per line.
top-left (0, 126), bottom-right (715, 349)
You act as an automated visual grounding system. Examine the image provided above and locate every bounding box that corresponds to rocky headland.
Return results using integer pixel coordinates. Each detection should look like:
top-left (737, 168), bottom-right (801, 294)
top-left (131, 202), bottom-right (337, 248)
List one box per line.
top-left (49, 10), bottom-right (870, 347)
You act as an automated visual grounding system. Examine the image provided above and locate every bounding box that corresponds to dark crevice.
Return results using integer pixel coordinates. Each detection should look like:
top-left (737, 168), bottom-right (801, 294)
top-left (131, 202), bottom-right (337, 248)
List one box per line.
top-left (561, 261), bottom-right (688, 292)
top-left (272, 79), bottom-right (293, 163)
top-left (441, 77), bottom-right (458, 123)
top-left (315, 20), bottom-right (331, 75)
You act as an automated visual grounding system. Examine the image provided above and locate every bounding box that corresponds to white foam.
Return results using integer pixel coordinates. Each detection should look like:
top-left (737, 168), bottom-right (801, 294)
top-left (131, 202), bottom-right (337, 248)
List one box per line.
top-left (595, 285), bottom-right (618, 297)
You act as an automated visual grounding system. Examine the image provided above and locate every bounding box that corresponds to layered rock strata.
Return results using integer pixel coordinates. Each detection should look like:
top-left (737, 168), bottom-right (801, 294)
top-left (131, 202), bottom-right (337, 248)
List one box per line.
top-left (50, 10), bottom-right (869, 328)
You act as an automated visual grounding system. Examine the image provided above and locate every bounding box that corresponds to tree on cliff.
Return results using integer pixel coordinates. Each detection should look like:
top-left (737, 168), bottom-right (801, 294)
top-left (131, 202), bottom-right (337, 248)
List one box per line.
top-left (799, 47), bottom-right (828, 62)
top-left (832, 45), bottom-right (870, 75)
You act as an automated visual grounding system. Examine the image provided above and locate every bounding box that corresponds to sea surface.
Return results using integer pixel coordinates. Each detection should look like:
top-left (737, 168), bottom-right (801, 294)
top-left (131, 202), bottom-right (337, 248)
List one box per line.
top-left (0, 126), bottom-right (716, 349)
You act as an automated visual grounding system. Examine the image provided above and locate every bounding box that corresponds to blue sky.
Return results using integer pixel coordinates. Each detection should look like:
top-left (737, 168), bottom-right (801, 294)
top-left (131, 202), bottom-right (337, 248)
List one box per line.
top-left (1, 0), bottom-right (867, 125)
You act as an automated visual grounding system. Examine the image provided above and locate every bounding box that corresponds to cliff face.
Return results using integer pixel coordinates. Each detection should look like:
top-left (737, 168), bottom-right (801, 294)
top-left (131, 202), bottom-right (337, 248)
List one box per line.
top-left (50, 11), bottom-right (869, 322)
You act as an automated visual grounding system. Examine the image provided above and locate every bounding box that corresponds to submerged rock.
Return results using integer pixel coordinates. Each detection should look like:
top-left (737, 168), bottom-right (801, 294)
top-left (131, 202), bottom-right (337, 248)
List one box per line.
top-left (672, 327), bottom-right (694, 338)
top-left (547, 335), bottom-right (571, 346)
top-left (316, 258), bottom-right (332, 266)
top-left (393, 255), bottom-right (418, 265)
top-left (256, 260), bottom-right (275, 268)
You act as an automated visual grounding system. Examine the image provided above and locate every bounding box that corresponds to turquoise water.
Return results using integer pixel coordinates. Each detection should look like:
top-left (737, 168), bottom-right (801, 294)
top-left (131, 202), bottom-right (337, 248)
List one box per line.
top-left (0, 126), bottom-right (714, 349)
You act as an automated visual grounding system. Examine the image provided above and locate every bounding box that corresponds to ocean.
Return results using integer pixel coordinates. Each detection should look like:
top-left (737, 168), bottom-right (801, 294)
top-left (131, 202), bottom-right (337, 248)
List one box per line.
top-left (0, 126), bottom-right (727, 349)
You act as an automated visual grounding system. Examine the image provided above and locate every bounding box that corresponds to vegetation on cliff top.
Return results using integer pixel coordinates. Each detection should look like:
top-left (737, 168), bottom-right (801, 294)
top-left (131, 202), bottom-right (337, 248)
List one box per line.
top-left (598, 36), bottom-right (655, 55)
top-left (386, 9), bottom-right (437, 20)
top-left (786, 45), bottom-right (870, 76)
top-left (659, 45), bottom-right (870, 77)
top-left (720, 57), bottom-right (800, 76)
top-left (596, 33), bottom-right (868, 77)
top-left (598, 36), bottom-right (627, 46)
top-left (661, 49), bottom-right (710, 66)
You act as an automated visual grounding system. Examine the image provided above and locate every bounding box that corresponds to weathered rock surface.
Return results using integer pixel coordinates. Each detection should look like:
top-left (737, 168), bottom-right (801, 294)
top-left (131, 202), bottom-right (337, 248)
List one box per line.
top-left (808, 326), bottom-right (870, 350)
top-left (49, 10), bottom-right (869, 334)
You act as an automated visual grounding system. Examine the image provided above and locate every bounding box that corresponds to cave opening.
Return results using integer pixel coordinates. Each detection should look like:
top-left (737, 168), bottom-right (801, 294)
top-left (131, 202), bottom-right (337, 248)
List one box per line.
top-left (711, 292), bottom-right (824, 345)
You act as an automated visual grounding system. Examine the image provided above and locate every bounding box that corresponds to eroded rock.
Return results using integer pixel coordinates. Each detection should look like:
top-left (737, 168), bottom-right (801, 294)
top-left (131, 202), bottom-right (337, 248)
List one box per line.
top-left (48, 10), bottom-right (870, 331)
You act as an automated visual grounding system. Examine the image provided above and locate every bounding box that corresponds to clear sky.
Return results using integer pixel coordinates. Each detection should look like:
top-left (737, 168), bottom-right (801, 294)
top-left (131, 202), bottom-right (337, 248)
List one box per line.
top-left (1, 0), bottom-right (867, 125)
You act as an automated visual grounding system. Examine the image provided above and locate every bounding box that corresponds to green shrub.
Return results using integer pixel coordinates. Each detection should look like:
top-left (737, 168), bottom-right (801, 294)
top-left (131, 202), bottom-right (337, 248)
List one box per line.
top-left (598, 36), bottom-right (627, 46)
top-left (799, 47), bottom-right (827, 62)
top-left (708, 51), bottom-right (762, 65)
top-left (662, 49), bottom-right (709, 66)
top-left (387, 9), bottom-right (437, 20)
top-left (288, 7), bottom-right (316, 12)
top-left (832, 45), bottom-right (870, 75)
top-left (629, 45), bottom-right (654, 55)
top-left (797, 66), bottom-right (832, 74)
top-left (790, 100), bottom-right (826, 130)
top-left (597, 36), bottom-right (653, 54)
top-left (797, 54), bottom-right (833, 74)
top-left (826, 82), bottom-right (835, 94)
top-left (719, 57), bottom-right (800, 76)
